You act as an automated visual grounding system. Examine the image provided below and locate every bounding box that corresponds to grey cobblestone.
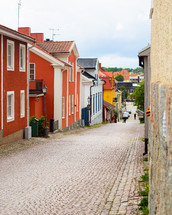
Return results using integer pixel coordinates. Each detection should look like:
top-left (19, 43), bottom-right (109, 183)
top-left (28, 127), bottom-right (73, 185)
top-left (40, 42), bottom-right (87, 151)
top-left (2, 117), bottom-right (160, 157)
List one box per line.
top-left (0, 104), bottom-right (144, 214)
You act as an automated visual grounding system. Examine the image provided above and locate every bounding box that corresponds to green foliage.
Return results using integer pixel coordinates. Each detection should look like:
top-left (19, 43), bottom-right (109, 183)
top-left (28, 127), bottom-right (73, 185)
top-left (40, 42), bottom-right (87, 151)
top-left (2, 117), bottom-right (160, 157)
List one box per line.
top-left (114, 110), bottom-right (118, 119)
top-left (29, 116), bottom-right (48, 137)
top-left (115, 74), bottom-right (124, 82)
top-left (133, 81), bottom-right (144, 111)
top-left (138, 197), bottom-right (149, 215)
top-left (102, 67), bottom-right (144, 74)
top-left (140, 186), bottom-right (149, 196)
top-left (119, 86), bottom-right (128, 102)
top-left (141, 171), bottom-right (149, 182)
top-left (143, 157), bottom-right (148, 162)
top-left (139, 118), bottom-right (144, 124)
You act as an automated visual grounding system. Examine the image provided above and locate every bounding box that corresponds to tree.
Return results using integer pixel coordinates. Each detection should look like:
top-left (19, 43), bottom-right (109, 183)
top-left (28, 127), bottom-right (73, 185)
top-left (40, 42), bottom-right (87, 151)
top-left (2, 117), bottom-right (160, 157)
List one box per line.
top-left (119, 86), bottom-right (128, 102)
top-left (133, 81), bottom-right (144, 111)
top-left (115, 74), bottom-right (124, 82)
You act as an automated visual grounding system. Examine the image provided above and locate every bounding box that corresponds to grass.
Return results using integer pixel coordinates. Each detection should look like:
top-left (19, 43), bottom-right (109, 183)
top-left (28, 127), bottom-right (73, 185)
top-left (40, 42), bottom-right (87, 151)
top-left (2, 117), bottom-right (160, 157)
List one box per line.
top-left (143, 157), bottom-right (148, 162)
top-left (140, 185), bottom-right (149, 196)
top-left (138, 197), bottom-right (149, 215)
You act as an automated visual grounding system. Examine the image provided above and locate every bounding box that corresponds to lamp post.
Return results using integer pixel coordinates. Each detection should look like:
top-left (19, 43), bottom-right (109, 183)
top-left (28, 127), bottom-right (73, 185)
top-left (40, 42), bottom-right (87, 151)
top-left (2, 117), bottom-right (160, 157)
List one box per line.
top-left (42, 84), bottom-right (48, 137)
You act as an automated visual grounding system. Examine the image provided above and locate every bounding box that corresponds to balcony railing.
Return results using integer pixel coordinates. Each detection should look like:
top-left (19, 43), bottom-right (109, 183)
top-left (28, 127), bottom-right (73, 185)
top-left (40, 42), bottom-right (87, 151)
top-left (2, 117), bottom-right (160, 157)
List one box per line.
top-left (29, 79), bottom-right (43, 94)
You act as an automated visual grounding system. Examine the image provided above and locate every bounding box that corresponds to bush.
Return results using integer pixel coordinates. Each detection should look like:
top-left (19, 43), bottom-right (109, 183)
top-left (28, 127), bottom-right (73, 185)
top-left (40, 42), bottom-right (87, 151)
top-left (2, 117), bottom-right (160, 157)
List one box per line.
top-left (29, 116), bottom-right (48, 137)
top-left (114, 110), bottom-right (118, 119)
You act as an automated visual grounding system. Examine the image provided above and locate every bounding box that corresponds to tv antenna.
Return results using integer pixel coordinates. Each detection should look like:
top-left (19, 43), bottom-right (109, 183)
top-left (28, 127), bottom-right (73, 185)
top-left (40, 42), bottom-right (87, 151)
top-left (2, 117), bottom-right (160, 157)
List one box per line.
top-left (49, 28), bottom-right (60, 41)
top-left (18, 0), bottom-right (22, 28)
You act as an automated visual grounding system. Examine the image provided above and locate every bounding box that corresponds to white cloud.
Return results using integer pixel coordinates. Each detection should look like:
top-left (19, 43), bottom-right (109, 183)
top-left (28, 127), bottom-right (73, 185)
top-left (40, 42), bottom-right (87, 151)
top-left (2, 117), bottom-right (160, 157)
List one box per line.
top-left (116, 23), bottom-right (124, 31)
top-left (99, 54), bottom-right (138, 68)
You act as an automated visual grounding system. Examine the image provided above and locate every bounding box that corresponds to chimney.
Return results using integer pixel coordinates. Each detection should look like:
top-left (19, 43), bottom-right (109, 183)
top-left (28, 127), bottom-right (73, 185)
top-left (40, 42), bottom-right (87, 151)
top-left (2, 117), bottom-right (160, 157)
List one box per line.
top-left (18, 27), bottom-right (31, 36)
top-left (30, 33), bottom-right (44, 43)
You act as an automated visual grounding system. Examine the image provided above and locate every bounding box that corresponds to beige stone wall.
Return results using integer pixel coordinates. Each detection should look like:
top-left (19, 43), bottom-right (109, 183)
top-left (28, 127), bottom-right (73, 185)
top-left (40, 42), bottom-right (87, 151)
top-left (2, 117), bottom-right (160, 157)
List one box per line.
top-left (151, 0), bottom-right (172, 84)
top-left (150, 0), bottom-right (172, 214)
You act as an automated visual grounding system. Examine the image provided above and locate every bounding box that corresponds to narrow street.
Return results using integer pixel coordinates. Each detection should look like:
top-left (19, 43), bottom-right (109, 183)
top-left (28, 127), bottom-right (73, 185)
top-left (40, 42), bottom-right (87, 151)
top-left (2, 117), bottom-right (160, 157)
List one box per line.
top-left (0, 103), bottom-right (144, 215)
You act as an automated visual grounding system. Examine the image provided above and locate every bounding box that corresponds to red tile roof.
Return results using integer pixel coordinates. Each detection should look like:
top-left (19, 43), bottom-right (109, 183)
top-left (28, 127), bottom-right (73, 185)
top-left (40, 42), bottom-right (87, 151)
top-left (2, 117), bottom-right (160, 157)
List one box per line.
top-left (37, 41), bottom-right (74, 53)
top-left (34, 44), bottom-right (72, 67)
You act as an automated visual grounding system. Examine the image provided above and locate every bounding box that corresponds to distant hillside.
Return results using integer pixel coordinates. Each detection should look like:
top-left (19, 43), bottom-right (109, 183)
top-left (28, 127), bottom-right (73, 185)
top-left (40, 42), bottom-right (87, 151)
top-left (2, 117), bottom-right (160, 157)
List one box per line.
top-left (102, 67), bottom-right (144, 74)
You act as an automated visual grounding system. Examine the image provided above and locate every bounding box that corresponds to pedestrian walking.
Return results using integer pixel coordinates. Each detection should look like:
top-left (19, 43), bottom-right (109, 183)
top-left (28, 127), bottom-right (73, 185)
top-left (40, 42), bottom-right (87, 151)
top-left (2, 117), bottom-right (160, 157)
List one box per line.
top-left (134, 113), bottom-right (136, 120)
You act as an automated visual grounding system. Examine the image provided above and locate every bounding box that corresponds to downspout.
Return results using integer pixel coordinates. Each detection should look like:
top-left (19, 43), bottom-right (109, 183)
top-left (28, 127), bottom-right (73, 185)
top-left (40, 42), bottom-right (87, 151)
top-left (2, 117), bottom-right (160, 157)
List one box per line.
top-left (1, 34), bottom-right (3, 132)
top-left (90, 80), bottom-right (95, 124)
top-left (26, 43), bottom-right (36, 132)
top-left (102, 79), bottom-right (106, 122)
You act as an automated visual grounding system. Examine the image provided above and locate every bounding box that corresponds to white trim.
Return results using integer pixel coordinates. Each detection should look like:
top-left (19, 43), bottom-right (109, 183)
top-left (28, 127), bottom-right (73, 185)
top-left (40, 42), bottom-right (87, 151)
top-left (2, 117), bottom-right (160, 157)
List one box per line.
top-left (7, 91), bottom-right (15, 122)
top-left (62, 96), bottom-right (65, 118)
top-left (66, 69), bottom-right (69, 127)
top-left (72, 62), bottom-right (74, 82)
top-left (0, 29), bottom-right (34, 43)
top-left (7, 39), bottom-right (14, 71)
top-left (29, 63), bottom-right (35, 80)
top-left (19, 44), bottom-right (26, 72)
top-left (69, 95), bottom-right (71, 116)
top-left (20, 90), bottom-right (25, 118)
top-left (29, 45), bottom-right (65, 66)
top-left (1, 34), bottom-right (3, 129)
top-left (72, 94), bottom-right (74, 114)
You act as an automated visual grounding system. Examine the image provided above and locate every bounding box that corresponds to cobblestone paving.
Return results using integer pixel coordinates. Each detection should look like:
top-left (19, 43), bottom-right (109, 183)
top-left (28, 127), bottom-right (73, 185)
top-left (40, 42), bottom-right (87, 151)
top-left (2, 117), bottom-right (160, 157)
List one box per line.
top-left (0, 105), bottom-right (144, 215)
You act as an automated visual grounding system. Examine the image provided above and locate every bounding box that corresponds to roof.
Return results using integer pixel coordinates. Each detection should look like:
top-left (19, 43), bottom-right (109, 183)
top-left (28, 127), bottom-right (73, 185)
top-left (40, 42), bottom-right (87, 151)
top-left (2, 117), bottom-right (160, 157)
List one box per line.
top-left (138, 44), bottom-right (151, 56)
top-left (103, 100), bottom-right (115, 111)
top-left (77, 58), bottom-right (98, 69)
top-left (82, 71), bottom-right (96, 80)
top-left (30, 44), bottom-right (71, 67)
top-left (37, 41), bottom-right (74, 53)
top-left (0, 24), bottom-right (35, 43)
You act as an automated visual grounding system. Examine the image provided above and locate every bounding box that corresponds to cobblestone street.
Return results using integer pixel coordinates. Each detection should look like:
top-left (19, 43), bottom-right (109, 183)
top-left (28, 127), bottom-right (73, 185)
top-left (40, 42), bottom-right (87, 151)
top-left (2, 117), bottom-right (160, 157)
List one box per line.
top-left (0, 104), bottom-right (144, 215)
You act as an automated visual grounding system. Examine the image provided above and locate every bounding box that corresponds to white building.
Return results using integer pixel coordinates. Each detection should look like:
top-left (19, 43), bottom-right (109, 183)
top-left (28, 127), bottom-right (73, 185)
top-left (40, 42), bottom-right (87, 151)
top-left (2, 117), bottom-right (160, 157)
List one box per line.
top-left (77, 58), bottom-right (103, 125)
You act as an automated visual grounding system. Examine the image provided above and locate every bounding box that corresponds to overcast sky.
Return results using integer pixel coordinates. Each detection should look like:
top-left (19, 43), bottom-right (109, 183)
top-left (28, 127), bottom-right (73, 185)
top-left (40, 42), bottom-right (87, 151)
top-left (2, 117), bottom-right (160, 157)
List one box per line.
top-left (1, 0), bottom-right (151, 68)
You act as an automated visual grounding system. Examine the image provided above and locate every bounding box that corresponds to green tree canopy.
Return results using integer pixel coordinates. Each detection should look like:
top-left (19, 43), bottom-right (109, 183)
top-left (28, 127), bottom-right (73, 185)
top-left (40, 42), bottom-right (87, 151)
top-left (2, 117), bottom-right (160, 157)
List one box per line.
top-left (133, 82), bottom-right (144, 111)
top-left (115, 74), bottom-right (124, 82)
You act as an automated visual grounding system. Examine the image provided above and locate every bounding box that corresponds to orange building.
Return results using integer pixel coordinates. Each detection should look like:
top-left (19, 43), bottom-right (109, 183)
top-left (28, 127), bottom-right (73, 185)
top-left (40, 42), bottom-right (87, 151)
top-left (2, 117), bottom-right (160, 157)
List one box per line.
top-left (0, 25), bottom-right (35, 144)
top-left (18, 27), bottom-right (81, 131)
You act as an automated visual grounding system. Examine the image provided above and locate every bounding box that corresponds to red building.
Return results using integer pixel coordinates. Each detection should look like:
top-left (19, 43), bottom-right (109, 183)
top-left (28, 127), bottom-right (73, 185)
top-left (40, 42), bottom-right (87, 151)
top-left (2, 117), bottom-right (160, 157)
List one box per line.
top-left (0, 25), bottom-right (35, 144)
top-left (18, 27), bottom-right (81, 131)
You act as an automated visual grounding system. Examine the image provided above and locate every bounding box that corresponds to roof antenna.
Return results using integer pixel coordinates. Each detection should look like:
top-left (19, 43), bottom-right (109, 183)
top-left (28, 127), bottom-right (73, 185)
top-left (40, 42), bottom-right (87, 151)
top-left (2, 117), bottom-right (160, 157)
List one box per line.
top-left (18, 0), bottom-right (21, 28)
top-left (49, 28), bottom-right (60, 41)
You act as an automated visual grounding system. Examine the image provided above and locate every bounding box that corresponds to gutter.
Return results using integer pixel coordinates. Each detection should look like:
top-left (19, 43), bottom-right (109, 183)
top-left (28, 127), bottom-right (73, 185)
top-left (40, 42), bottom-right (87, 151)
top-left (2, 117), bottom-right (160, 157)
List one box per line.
top-left (27, 43), bottom-right (36, 127)
top-left (90, 80), bottom-right (95, 124)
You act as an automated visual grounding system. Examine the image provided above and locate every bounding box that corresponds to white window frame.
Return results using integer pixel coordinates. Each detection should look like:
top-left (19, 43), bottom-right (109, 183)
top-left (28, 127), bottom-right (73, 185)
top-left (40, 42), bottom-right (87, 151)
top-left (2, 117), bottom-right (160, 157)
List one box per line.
top-left (19, 44), bottom-right (26, 72)
top-left (69, 95), bottom-right (71, 115)
top-left (72, 62), bottom-right (74, 82)
top-left (20, 90), bottom-right (25, 118)
top-left (62, 97), bottom-right (65, 118)
top-left (7, 91), bottom-right (15, 122)
top-left (72, 94), bottom-right (74, 114)
top-left (77, 94), bottom-right (78, 112)
top-left (7, 40), bottom-right (14, 71)
top-left (29, 63), bottom-right (35, 80)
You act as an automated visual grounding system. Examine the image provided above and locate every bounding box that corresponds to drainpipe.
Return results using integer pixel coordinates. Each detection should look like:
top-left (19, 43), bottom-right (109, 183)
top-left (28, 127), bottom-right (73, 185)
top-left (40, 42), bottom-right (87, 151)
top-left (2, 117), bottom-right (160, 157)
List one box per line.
top-left (25, 43), bottom-right (36, 139)
top-left (90, 80), bottom-right (95, 124)
top-left (101, 79), bottom-right (106, 122)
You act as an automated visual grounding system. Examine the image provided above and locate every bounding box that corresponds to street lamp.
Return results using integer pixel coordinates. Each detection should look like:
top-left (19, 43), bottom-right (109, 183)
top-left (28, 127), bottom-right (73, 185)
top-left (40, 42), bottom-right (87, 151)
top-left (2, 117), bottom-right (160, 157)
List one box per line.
top-left (42, 84), bottom-right (48, 137)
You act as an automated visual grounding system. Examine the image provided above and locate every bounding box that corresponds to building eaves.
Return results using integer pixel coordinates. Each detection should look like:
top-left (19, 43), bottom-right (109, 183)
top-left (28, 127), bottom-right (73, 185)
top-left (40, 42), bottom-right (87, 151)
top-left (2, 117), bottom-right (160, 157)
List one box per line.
top-left (0, 24), bottom-right (35, 43)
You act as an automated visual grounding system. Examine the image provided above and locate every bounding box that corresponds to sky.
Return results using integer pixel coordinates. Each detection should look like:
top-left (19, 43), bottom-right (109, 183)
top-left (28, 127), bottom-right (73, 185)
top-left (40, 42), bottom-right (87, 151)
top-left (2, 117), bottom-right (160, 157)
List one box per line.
top-left (0, 0), bottom-right (151, 68)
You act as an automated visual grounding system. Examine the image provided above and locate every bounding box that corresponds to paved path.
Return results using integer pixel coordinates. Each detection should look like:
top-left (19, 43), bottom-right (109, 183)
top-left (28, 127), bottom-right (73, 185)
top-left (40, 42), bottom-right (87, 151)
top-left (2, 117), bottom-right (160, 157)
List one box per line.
top-left (0, 104), bottom-right (144, 215)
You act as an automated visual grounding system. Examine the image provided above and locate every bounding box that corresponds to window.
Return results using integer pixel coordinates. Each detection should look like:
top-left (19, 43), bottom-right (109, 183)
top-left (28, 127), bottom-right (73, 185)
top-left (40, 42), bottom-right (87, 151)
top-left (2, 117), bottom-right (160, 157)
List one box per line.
top-left (72, 62), bottom-right (74, 82)
top-left (7, 40), bottom-right (14, 71)
top-left (62, 97), bottom-right (65, 118)
top-left (30, 63), bottom-right (35, 80)
top-left (77, 94), bottom-right (78, 112)
top-left (19, 44), bottom-right (26, 71)
top-left (69, 95), bottom-right (71, 115)
top-left (7, 91), bottom-right (14, 122)
top-left (72, 94), bottom-right (74, 114)
top-left (20, 90), bottom-right (25, 118)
